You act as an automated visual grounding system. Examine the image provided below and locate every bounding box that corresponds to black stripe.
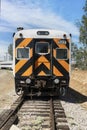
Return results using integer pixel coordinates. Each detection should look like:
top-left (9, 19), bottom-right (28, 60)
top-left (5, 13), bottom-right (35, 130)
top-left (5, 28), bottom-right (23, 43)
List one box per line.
top-left (52, 39), bottom-right (59, 49)
top-left (15, 58), bottom-right (19, 64)
top-left (34, 53), bottom-right (41, 61)
top-left (66, 39), bottom-right (69, 49)
top-left (53, 57), bottom-right (69, 77)
top-left (15, 38), bottom-right (24, 47)
top-left (26, 39), bottom-right (34, 48)
top-left (15, 57), bottom-right (33, 76)
top-left (34, 63), bottom-right (50, 75)
top-left (66, 59), bottom-right (69, 64)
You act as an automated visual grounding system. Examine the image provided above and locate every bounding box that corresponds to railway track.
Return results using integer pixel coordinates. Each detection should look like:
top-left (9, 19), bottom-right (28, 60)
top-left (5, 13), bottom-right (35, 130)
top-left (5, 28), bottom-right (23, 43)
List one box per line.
top-left (0, 96), bottom-right (70, 130)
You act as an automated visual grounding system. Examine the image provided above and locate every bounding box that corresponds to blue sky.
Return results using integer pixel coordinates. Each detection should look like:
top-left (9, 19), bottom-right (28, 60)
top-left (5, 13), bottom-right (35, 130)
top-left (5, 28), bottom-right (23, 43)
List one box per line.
top-left (0, 0), bottom-right (85, 58)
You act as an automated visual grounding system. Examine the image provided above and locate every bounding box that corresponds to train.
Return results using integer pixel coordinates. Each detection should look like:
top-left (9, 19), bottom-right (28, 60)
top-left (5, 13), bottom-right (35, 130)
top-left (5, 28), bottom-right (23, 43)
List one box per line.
top-left (13, 28), bottom-right (71, 97)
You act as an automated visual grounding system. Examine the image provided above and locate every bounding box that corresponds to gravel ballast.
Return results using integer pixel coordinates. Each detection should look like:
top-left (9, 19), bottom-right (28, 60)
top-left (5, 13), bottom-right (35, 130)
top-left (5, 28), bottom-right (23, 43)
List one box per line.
top-left (61, 99), bottom-right (87, 130)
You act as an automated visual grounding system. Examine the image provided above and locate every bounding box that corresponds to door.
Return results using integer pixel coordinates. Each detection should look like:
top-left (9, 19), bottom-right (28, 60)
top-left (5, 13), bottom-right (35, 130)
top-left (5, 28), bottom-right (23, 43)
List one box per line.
top-left (34, 40), bottom-right (52, 76)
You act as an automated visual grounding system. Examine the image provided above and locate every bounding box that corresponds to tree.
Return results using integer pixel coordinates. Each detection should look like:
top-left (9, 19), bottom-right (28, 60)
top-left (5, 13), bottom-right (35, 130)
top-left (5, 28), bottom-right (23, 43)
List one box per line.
top-left (77, 0), bottom-right (87, 69)
top-left (79, 0), bottom-right (87, 47)
top-left (75, 47), bottom-right (86, 69)
top-left (8, 44), bottom-right (13, 60)
top-left (71, 42), bottom-right (78, 61)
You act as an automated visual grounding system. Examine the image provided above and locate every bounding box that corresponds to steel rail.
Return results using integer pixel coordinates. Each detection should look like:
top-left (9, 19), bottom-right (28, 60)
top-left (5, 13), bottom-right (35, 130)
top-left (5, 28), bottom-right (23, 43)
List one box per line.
top-left (0, 95), bottom-right (24, 130)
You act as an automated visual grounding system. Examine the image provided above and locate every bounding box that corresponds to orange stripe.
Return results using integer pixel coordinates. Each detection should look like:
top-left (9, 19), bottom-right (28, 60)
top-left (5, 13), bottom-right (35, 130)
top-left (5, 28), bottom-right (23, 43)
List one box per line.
top-left (30, 48), bottom-right (33, 58)
top-left (44, 62), bottom-right (50, 69)
top-left (38, 71), bottom-right (46, 76)
top-left (53, 49), bottom-right (56, 57)
top-left (22, 66), bottom-right (32, 76)
top-left (53, 66), bottom-right (63, 76)
top-left (68, 50), bottom-right (70, 59)
top-left (35, 62), bottom-right (42, 69)
top-left (58, 60), bottom-right (69, 72)
top-left (16, 38), bottom-right (32, 48)
top-left (58, 44), bottom-right (67, 48)
top-left (37, 56), bottom-right (49, 62)
top-left (15, 60), bottom-right (27, 73)
top-left (35, 56), bottom-right (50, 69)
top-left (53, 38), bottom-right (69, 49)
top-left (35, 56), bottom-right (49, 69)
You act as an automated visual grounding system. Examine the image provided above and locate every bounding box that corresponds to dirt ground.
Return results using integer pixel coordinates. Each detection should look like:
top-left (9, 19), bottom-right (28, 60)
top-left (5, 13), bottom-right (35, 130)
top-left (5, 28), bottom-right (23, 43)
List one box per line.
top-left (70, 69), bottom-right (87, 109)
top-left (0, 70), bottom-right (18, 112)
top-left (0, 69), bottom-right (87, 111)
top-left (70, 69), bottom-right (87, 96)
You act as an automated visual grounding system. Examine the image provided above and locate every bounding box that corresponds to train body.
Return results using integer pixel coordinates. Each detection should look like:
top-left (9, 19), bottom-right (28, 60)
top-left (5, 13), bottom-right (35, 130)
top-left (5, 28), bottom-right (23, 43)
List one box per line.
top-left (13, 29), bottom-right (71, 96)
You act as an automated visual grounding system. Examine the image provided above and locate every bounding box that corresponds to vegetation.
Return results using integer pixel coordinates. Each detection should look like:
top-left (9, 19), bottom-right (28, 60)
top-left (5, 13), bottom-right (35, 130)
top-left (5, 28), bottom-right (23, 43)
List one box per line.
top-left (8, 44), bottom-right (13, 60)
top-left (74, 0), bottom-right (87, 70)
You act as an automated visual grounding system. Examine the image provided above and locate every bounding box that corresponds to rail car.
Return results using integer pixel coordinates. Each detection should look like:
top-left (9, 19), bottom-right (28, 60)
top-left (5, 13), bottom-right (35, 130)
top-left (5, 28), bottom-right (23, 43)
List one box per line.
top-left (13, 28), bottom-right (71, 96)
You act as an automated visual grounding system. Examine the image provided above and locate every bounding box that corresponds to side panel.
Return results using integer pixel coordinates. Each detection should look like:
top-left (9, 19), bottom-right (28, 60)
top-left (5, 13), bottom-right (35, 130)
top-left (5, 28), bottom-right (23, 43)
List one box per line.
top-left (53, 38), bottom-right (70, 78)
top-left (15, 38), bottom-right (33, 77)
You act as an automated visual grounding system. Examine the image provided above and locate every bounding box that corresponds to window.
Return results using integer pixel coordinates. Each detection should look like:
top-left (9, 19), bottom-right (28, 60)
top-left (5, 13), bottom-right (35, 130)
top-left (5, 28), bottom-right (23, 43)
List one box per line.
top-left (56, 48), bottom-right (67, 59)
top-left (17, 48), bottom-right (29, 59)
top-left (35, 42), bottom-right (49, 54)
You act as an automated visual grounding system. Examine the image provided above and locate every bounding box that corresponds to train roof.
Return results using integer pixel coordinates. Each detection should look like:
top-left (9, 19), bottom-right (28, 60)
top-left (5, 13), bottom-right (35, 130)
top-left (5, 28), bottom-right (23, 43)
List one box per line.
top-left (14, 29), bottom-right (71, 39)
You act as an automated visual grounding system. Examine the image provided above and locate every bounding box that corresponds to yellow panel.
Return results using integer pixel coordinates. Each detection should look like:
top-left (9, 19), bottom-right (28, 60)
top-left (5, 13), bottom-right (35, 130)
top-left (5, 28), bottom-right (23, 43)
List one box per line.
top-left (58, 60), bottom-right (69, 72)
top-left (38, 71), bottom-right (46, 76)
top-left (35, 56), bottom-right (49, 68)
top-left (37, 56), bottom-right (49, 62)
top-left (30, 48), bottom-right (33, 58)
top-left (53, 49), bottom-right (56, 57)
top-left (53, 38), bottom-right (69, 49)
top-left (35, 56), bottom-right (50, 69)
top-left (22, 66), bottom-right (32, 76)
top-left (35, 62), bottom-right (42, 69)
top-left (53, 38), bottom-right (59, 47)
top-left (58, 44), bottom-right (67, 48)
top-left (44, 62), bottom-right (50, 69)
top-left (16, 38), bottom-right (32, 47)
top-left (15, 60), bottom-right (27, 73)
top-left (53, 66), bottom-right (63, 76)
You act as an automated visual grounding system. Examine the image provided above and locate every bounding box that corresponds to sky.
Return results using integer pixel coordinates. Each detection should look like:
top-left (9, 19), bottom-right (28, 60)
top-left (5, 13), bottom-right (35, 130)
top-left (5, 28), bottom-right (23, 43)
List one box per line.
top-left (0, 0), bottom-right (85, 59)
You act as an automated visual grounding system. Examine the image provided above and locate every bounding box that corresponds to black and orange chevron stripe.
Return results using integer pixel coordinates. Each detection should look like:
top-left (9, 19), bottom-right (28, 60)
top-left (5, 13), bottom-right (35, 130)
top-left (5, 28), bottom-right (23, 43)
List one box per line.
top-left (15, 38), bottom-right (70, 78)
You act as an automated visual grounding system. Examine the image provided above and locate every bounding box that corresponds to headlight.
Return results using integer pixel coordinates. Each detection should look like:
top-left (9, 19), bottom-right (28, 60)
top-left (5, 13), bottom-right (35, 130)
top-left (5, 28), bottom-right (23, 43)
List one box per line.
top-left (54, 78), bottom-right (59, 84)
top-left (26, 78), bottom-right (31, 84)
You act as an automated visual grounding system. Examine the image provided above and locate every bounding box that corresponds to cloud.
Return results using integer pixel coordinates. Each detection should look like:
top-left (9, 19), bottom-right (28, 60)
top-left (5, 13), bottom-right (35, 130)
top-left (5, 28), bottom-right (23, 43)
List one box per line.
top-left (0, 0), bottom-right (79, 36)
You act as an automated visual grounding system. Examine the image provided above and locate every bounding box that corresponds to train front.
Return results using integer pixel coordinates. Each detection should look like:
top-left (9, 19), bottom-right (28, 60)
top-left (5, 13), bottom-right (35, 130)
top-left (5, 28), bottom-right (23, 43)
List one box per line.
top-left (13, 29), bottom-right (71, 96)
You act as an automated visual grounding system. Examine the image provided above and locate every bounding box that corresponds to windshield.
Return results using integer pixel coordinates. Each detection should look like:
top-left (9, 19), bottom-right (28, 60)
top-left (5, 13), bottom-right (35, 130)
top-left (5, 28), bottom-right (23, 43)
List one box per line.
top-left (35, 42), bottom-right (49, 54)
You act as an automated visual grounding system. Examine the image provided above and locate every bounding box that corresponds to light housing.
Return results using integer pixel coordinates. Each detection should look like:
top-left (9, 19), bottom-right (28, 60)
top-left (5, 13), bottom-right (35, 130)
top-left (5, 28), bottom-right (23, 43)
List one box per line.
top-left (19, 33), bottom-right (23, 38)
top-left (54, 78), bottom-right (59, 84)
top-left (26, 78), bottom-right (31, 84)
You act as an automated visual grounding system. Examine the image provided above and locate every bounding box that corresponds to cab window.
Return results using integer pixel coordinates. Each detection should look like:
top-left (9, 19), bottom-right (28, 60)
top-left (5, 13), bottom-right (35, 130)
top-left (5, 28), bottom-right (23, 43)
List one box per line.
top-left (56, 48), bottom-right (67, 59)
top-left (36, 42), bottom-right (49, 54)
top-left (17, 48), bottom-right (29, 59)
